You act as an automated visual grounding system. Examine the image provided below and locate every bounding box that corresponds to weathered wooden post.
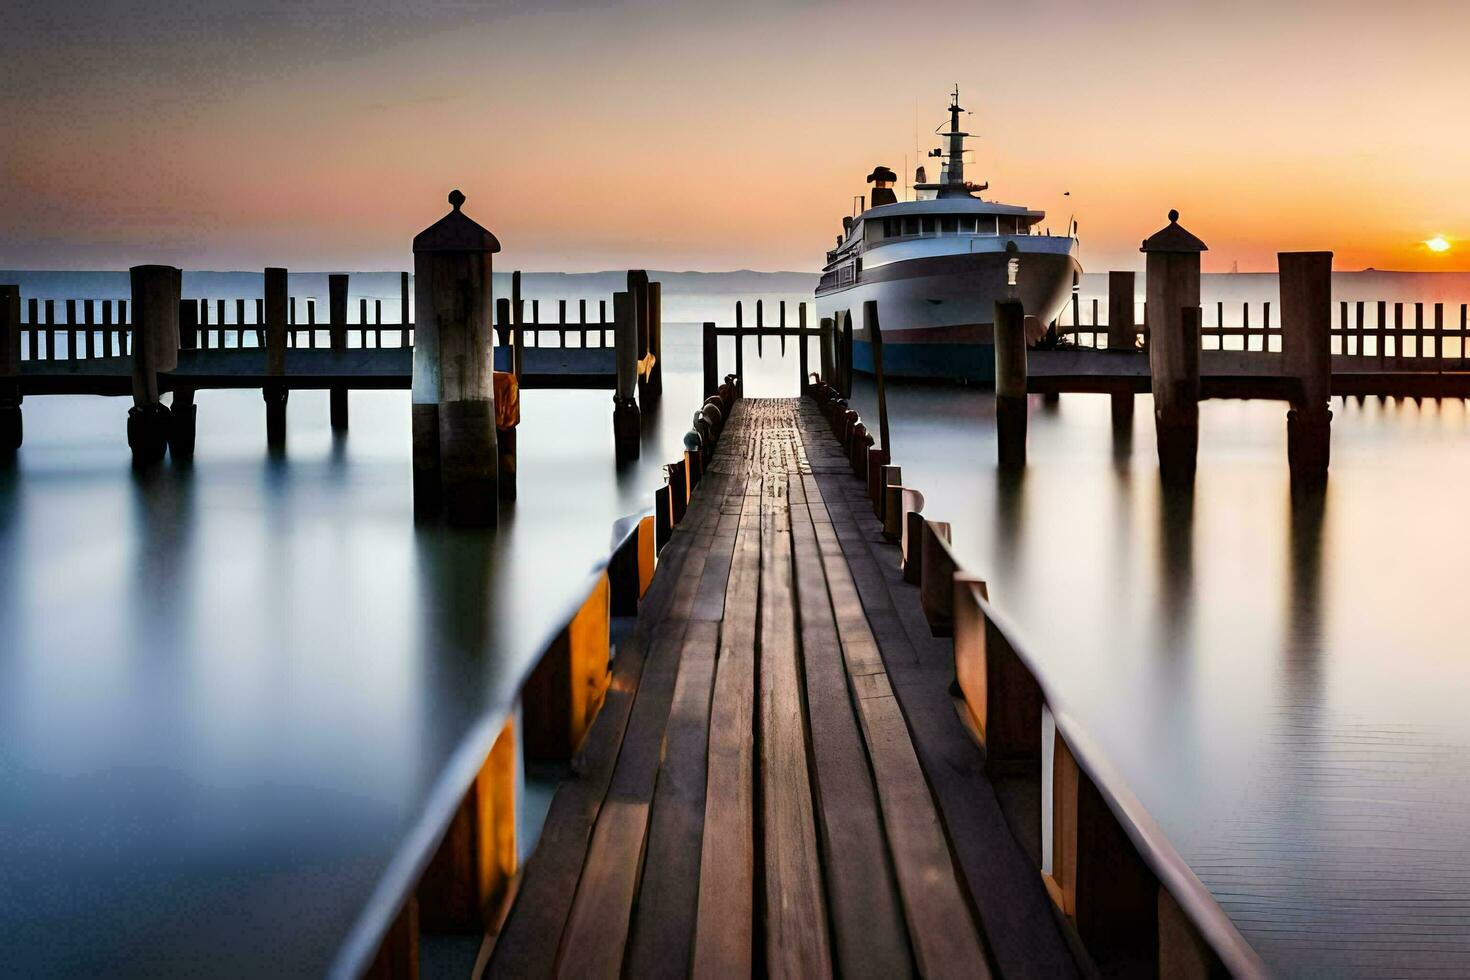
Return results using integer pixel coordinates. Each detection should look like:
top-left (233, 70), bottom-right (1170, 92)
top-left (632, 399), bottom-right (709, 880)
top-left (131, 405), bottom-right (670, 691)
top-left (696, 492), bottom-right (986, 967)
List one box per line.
top-left (329, 273), bottom-right (349, 430)
top-left (0, 285), bottom-right (20, 453)
top-left (497, 372), bottom-right (518, 502)
top-left (411, 189), bottom-right (502, 526)
top-left (399, 271), bottom-right (411, 348)
top-left (128, 265), bottom-right (182, 462)
top-left (703, 321), bottom-right (718, 398)
top-left (1141, 210), bottom-right (1206, 483)
top-left (263, 267), bottom-right (289, 448)
top-left (1107, 271), bottom-right (1136, 434)
top-left (510, 271), bottom-right (525, 380)
top-left (734, 301), bottom-right (745, 396)
top-left (864, 300), bottom-right (891, 512)
top-left (630, 270), bottom-right (650, 404)
top-left (1280, 251), bottom-right (1333, 483)
top-left (613, 290), bottom-right (640, 462)
top-left (819, 315), bottom-right (835, 385)
top-left (994, 298), bottom-right (1027, 469)
top-left (647, 280), bottom-right (663, 398)
top-left (798, 303), bottom-right (810, 391)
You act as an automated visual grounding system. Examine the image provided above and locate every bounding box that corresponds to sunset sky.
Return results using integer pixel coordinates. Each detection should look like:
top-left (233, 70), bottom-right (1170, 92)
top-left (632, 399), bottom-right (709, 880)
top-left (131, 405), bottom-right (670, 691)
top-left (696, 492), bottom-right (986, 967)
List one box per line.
top-left (5, 0), bottom-right (1468, 274)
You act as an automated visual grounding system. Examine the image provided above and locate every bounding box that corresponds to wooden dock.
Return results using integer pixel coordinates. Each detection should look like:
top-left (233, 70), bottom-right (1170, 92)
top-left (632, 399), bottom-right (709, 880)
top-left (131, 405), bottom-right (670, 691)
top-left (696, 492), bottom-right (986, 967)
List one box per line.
top-left (486, 396), bottom-right (1078, 977)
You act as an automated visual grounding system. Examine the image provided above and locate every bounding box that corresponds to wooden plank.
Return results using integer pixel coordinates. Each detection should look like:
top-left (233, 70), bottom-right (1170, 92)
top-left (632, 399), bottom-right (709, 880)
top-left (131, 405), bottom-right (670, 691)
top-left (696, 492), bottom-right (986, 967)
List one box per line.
top-left (624, 620), bottom-right (718, 978)
top-left (787, 477), bottom-right (914, 977)
top-left (797, 403), bottom-right (1080, 980)
top-left (486, 496), bottom-right (715, 978)
top-left (757, 472), bottom-right (832, 976)
top-left (800, 469), bottom-right (991, 978)
top-left (692, 477), bottom-right (761, 977)
top-left (553, 476), bottom-right (742, 975)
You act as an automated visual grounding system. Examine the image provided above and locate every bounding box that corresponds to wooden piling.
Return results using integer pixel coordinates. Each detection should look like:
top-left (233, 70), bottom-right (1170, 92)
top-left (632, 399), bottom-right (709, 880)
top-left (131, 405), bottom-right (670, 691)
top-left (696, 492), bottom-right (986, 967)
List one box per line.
top-left (400, 271), bottom-right (411, 348)
top-left (0, 285), bottom-right (20, 452)
top-left (613, 291), bottom-right (640, 463)
top-left (264, 267), bottom-right (289, 449)
top-left (734, 301), bottom-right (745, 396)
top-left (703, 321), bottom-right (718, 398)
top-left (329, 273), bottom-right (349, 430)
top-left (1280, 251), bottom-right (1333, 483)
top-left (994, 299), bottom-right (1027, 468)
top-left (411, 190), bottom-right (502, 525)
top-left (864, 300), bottom-right (892, 511)
top-left (1141, 211), bottom-right (1206, 483)
top-left (647, 281), bottom-right (663, 398)
top-left (819, 316), bottom-right (835, 386)
top-left (797, 303), bottom-right (810, 391)
top-left (1107, 271), bottom-right (1136, 435)
top-left (128, 265), bottom-right (182, 463)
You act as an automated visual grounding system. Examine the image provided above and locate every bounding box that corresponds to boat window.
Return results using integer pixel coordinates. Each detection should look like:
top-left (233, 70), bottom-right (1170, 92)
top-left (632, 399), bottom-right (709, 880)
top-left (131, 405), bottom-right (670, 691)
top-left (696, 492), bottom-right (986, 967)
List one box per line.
top-left (941, 216), bottom-right (958, 234)
top-left (961, 217), bottom-right (977, 234)
top-left (998, 217), bottom-right (1017, 235)
top-left (920, 217), bottom-right (934, 235)
top-left (903, 217), bottom-right (919, 236)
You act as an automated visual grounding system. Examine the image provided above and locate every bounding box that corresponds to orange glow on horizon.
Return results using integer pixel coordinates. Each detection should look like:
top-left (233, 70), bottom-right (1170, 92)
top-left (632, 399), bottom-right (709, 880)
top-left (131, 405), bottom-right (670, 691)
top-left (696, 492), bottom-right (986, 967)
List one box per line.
top-left (4, 1), bottom-right (1470, 274)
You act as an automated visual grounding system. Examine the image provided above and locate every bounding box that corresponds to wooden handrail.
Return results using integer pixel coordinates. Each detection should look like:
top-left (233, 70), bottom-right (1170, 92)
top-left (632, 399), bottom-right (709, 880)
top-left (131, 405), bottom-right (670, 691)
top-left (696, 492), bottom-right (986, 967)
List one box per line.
top-left (951, 574), bottom-right (1268, 978)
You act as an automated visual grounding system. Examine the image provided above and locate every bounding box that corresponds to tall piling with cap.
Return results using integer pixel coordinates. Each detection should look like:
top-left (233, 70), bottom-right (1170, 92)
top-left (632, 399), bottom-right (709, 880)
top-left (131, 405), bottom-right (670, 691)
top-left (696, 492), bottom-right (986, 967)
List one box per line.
top-left (128, 265), bottom-right (181, 463)
top-left (329, 273), bottom-right (349, 430)
top-left (613, 290), bottom-right (640, 462)
top-left (1107, 271), bottom-right (1136, 434)
top-left (1142, 210), bottom-right (1206, 483)
top-left (1, 285), bottom-right (21, 453)
top-left (411, 189), bottom-right (502, 525)
top-left (1280, 251), bottom-right (1333, 483)
top-left (263, 267), bottom-right (289, 448)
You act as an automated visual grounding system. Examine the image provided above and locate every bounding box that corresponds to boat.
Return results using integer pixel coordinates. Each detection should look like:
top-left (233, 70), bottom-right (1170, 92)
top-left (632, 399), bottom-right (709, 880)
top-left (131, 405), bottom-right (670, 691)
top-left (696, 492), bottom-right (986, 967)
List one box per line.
top-left (815, 88), bottom-right (1081, 384)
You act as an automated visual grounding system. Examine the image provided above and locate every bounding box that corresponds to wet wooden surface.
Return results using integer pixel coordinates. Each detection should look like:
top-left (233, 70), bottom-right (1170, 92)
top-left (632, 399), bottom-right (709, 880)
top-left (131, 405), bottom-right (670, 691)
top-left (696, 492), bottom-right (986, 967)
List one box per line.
top-left (488, 397), bottom-right (1078, 977)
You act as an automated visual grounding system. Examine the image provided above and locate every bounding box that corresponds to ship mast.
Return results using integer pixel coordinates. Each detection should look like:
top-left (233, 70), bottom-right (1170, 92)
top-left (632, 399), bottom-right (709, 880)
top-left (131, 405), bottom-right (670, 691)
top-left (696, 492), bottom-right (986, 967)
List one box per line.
top-left (945, 85), bottom-right (966, 190)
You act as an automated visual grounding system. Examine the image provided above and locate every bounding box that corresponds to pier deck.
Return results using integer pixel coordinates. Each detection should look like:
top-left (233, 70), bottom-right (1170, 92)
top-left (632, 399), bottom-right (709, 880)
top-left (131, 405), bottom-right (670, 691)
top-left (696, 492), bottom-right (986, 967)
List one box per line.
top-left (487, 397), bottom-right (1076, 978)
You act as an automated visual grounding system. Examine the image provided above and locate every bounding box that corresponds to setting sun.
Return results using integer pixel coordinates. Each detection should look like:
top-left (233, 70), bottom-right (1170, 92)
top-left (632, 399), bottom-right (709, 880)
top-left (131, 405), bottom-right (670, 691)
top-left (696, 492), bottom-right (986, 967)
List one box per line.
top-left (1426, 236), bottom-right (1452, 253)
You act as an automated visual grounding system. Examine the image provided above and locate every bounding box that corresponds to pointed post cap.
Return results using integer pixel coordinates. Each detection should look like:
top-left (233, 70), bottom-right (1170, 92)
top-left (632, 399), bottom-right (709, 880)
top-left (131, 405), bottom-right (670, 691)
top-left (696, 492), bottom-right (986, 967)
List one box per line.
top-left (1140, 209), bottom-right (1207, 253)
top-left (413, 189), bottom-right (501, 254)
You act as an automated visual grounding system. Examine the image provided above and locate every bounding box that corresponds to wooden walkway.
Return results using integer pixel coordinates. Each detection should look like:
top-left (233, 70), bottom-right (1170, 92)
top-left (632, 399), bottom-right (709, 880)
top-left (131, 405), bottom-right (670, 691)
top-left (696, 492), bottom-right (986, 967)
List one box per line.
top-left (487, 397), bottom-right (1078, 978)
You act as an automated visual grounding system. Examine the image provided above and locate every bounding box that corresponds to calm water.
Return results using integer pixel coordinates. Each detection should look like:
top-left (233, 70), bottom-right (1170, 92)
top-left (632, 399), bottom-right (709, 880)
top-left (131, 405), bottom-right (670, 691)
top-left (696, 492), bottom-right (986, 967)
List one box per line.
top-left (5, 295), bottom-right (1470, 975)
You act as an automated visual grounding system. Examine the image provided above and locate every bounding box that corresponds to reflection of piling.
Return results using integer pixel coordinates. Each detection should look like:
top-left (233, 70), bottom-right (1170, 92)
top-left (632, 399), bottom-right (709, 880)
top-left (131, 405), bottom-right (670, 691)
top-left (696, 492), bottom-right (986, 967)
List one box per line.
top-left (994, 299), bottom-right (1027, 469)
top-left (1107, 271), bottom-right (1136, 436)
top-left (1142, 211), bottom-right (1206, 484)
top-left (411, 190), bottom-right (501, 526)
top-left (128, 265), bottom-right (182, 463)
top-left (613, 290), bottom-right (641, 462)
top-left (2, 285), bottom-right (23, 452)
top-left (263, 266), bottom-right (289, 449)
top-left (329, 273), bottom-right (349, 430)
top-left (1281, 251), bottom-right (1333, 484)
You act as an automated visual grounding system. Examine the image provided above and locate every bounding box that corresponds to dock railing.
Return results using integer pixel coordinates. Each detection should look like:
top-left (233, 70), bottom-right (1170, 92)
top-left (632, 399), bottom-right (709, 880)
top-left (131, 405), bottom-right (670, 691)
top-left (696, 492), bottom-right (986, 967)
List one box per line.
top-left (809, 378), bottom-right (1268, 978)
top-left (1059, 293), bottom-right (1470, 370)
top-left (344, 378), bottom-right (737, 978)
top-left (340, 510), bottom-right (658, 977)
